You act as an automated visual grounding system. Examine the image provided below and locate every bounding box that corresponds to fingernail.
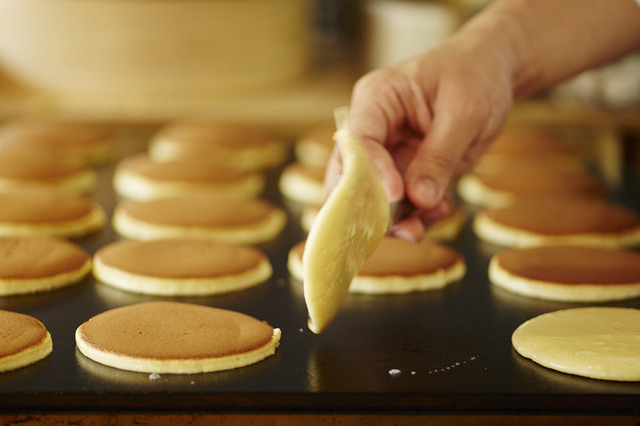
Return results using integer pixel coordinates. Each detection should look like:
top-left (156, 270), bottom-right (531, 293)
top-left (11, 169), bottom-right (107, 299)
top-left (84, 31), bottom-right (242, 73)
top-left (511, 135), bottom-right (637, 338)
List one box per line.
top-left (414, 178), bottom-right (439, 206)
top-left (389, 228), bottom-right (418, 242)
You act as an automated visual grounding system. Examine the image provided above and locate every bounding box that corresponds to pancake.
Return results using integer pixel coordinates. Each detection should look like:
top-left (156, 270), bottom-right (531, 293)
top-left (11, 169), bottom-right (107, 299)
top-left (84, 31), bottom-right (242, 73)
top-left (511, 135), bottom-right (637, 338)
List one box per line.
top-left (301, 203), bottom-right (465, 241)
top-left (0, 310), bottom-right (52, 373)
top-left (93, 239), bottom-right (272, 296)
top-left (75, 301), bottom-right (281, 374)
top-left (457, 167), bottom-right (606, 208)
top-left (294, 124), bottom-right (335, 167)
top-left (0, 120), bottom-right (114, 165)
top-left (149, 122), bottom-right (289, 172)
top-left (278, 161), bottom-right (325, 206)
top-left (0, 236), bottom-right (91, 296)
top-left (473, 197), bottom-right (640, 248)
top-left (113, 153), bottom-right (265, 201)
top-left (486, 125), bottom-right (584, 160)
top-left (0, 188), bottom-right (106, 238)
top-left (289, 237), bottom-right (465, 294)
top-left (512, 307), bottom-right (640, 381)
top-left (112, 194), bottom-right (286, 244)
top-left (0, 146), bottom-right (97, 194)
top-left (489, 246), bottom-right (640, 302)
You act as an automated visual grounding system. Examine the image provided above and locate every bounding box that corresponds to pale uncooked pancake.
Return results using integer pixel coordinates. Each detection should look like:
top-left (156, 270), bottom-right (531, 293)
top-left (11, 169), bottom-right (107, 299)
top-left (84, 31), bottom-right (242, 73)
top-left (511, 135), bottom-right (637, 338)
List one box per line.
top-left (278, 161), bottom-right (325, 206)
top-left (93, 239), bottom-right (272, 296)
top-left (0, 236), bottom-right (91, 296)
top-left (294, 124), bottom-right (335, 168)
top-left (473, 197), bottom-right (640, 248)
top-left (289, 237), bottom-right (465, 294)
top-left (112, 194), bottom-right (286, 244)
top-left (303, 111), bottom-right (389, 333)
top-left (0, 188), bottom-right (106, 238)
top-left (512, 307), bottom-right (640, 381)
top-left (149, 122), bottom-right (289, 172)
top-left (457, 167), bottom-right (606, 208)
top-left (0, 310), bottom-right (52, 373)
top-left (75, 301), bottom-right (281, 374)
top-left (0, 147), bottom-right (97, 194)
top-left (113, 153), bottom-right (265, 201)
top-left (489, 246), bottom-right (640, 302)
top-left (0, 120), bottom-right (114, 165)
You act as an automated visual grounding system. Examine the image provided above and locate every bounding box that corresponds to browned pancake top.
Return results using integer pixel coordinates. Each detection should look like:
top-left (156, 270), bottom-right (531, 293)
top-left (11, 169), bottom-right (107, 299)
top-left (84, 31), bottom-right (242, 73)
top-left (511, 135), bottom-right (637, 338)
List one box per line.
top-left (96, 239), bottom-right (267, 278)
top-left (0, 236), bottom-right (90, 279)
top-left (156, 122), bottom-right (274, 149)
top-left (0, 310), bottom-right (49, 358)
top-left (0, 121), bottom-right (111, 148)
top-left (292, 237), bottom-right (462, 277)
top-left (116, 154), bottom-right (251, 183)
top-left (117, 195), bottom-right (279, 227)
top-left (0, 149), bottom-right (88, 180)
top-left (0, 189), bottom-right (97, 224)
top-left (484, 198), bottom-right (639, 235)
top-left (77, 302), bottom-right (274, 359)
top-left (495, 246), bottom-right (640, 284)
top-left (473, 168), bottom-right (606, 198)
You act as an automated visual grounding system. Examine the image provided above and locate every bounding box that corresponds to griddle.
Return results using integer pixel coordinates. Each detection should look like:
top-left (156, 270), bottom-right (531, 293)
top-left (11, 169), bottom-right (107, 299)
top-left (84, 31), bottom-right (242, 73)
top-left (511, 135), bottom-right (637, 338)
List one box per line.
top-left (0, 124), bottom-right (639, 415)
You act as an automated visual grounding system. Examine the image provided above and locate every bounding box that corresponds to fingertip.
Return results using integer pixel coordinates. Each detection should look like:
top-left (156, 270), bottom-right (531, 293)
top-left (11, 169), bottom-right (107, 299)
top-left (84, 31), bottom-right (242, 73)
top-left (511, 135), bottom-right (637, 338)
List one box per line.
top-left (388, 217), bottom-right (425, 242)
top-left (406, 176), bottom-right (440, 209)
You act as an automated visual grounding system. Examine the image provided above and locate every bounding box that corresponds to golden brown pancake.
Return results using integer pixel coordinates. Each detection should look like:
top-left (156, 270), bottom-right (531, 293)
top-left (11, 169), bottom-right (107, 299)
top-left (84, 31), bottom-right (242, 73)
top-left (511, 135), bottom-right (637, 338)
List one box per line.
top-left (0, 146), bottom-right (97, 194)
top-left (0, 310), bottom-right (52, 373)
top-left (75, 301), bottom-right (281, 374)
top-left (93, 239), bottom-right (272, 296)
top-left (512, 307), bottom-right (640, 381)
top-left (0, 236), bottom-right (91, 296)
top-left (278, 161), bottom-right (326, 206)
top-left (489, 245), bottom-right (640, 302)
top-left (112, 194), bottom-right (286, 244)
top-left (0, 120), bottom-right (114, 165)
top-left (0, 188), bottom-right (106, 238)
top-left (473, 197), bottom-right (640, 248)
top-left (289, 237), bottom-right (465, 294)
top-left (113, 153), bottom-right (265, 201)
top-left (458, 166), bottom-right (606, 208)
top-left (149, 122), bottom-right (289, 171)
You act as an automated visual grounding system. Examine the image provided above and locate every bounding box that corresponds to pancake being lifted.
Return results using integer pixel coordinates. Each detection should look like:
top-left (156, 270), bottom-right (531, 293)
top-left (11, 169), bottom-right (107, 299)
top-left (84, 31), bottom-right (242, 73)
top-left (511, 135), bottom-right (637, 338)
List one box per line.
top-left (75, 301), bottom-right (281, 374)
top-left (303, 107), bottom-right (389, 333)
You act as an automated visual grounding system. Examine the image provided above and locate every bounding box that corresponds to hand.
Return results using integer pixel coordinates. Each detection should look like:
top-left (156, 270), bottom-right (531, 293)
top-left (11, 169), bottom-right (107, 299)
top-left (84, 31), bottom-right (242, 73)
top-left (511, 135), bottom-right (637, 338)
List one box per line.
top-left (325, 36), bottom-right (514, 242)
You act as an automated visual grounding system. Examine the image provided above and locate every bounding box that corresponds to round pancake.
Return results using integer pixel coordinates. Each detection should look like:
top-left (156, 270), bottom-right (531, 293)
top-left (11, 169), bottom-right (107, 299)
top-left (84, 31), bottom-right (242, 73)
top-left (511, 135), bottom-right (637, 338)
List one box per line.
top-left (289, 237), bottom-right (465, 294)
top-left (512, 307), bottom-right (640, 381)
top-left (93, 239), bottom-right (272, 296)
top-left (0, 120), bottom-right (114, 165)
top-left (0, 236), bottom-right (91, 296)
top-left (486, 125), bottom-right (583, 160)
top-left (0, 188), bottom-right (106, 238)
top-left (457, 167), bottom-right (606, 208)
top-left (0, 146), bottom-right (97, 194)
top-left (149, 122), bottom-right (289, 171)
top-left (0, 310), bottom-right (52, 373)
top-left (489, 246), bottom-right (640, 302)
top-left (113, 153), bottom-right (265, 201)
top-left (75, 301), bottom-right (281, 374)
top-left (278, 162), bottom-right (325, 206)
top-left (473, 197), bottom-right (640, 248)
top-left (112, 194), bottom-right (286, 244)
top-left (294, 124), bottom-right (335, 168)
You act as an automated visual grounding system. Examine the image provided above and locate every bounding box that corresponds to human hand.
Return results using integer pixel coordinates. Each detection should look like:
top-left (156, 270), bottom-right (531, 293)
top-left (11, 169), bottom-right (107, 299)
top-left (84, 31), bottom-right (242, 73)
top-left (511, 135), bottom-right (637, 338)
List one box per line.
top-left (325, 37), bottom-right (514, 242)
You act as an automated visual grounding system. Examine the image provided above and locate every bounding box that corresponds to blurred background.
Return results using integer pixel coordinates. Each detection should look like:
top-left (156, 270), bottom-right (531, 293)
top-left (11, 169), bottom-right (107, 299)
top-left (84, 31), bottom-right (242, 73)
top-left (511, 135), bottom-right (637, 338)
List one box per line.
top-left (0, 0), bottom-right (638, 133)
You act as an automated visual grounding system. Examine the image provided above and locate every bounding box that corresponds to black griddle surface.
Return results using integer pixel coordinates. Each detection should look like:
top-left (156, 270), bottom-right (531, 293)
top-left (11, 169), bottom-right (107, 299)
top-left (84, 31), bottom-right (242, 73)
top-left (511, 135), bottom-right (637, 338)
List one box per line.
top-left (0, 124), bottom-right (639, 415)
